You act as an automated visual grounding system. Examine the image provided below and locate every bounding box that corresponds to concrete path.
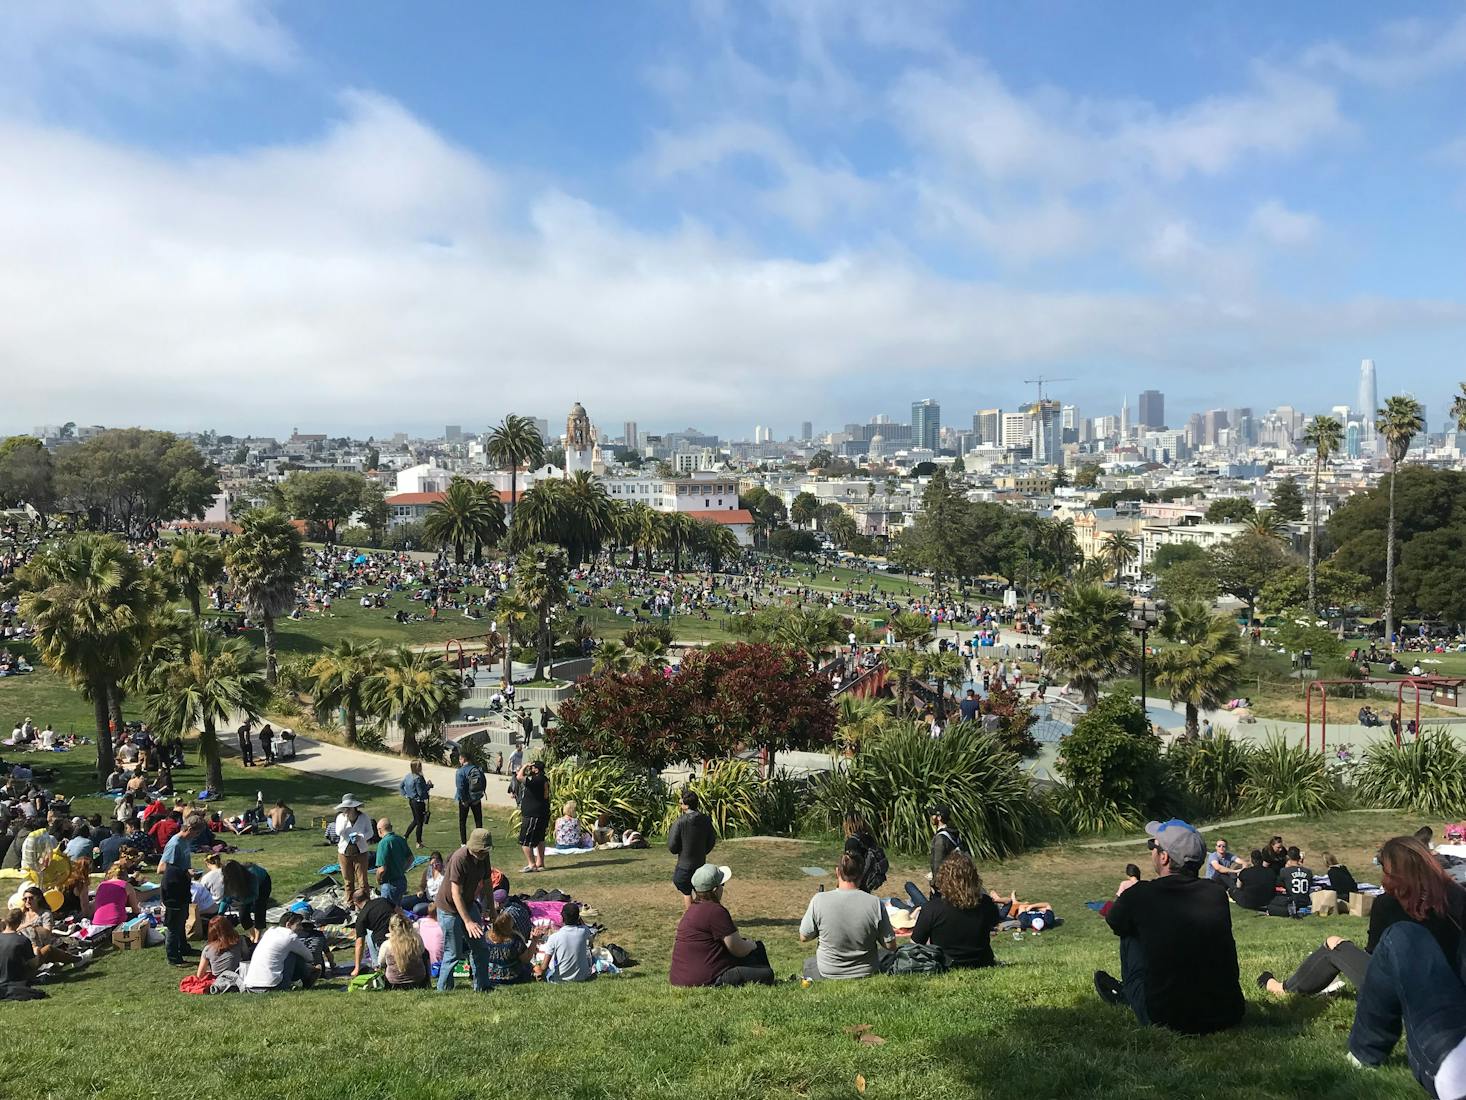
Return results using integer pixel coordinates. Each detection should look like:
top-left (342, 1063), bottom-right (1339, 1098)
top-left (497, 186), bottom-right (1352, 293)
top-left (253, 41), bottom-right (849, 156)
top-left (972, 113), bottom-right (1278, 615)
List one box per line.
top-left (228, 734), bottom-right (520, 809)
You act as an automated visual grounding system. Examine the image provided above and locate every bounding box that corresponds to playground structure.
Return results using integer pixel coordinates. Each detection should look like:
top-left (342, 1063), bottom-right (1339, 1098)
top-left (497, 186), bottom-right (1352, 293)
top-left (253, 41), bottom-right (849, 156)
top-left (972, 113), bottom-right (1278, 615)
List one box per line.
top-left (1304, 674), bottom-right (1466, 752)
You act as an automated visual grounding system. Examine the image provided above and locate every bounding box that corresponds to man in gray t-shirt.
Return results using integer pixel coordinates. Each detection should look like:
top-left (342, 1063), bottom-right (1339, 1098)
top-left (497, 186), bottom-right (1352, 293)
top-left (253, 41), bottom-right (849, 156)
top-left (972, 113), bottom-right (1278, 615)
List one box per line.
top-left (799, 852), bottom-right (895, 979)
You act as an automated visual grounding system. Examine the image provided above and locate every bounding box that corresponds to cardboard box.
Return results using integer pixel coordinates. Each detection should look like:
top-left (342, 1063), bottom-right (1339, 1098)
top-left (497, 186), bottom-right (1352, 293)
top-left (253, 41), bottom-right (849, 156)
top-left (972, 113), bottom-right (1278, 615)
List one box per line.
top-left (1309, 889), bottom-right (1342, 915)
top-left (1346, 893), bottom-right (1375, 918)
top-left (111, 925), bottom-right (148, 951)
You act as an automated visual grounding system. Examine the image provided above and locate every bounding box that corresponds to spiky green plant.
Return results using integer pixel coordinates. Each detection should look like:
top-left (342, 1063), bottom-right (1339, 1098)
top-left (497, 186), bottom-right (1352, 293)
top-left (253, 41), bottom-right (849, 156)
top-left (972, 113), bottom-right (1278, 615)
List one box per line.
top-left (1240, 735), bottom-right (1343, 816)
top-left (1165, 733), bottom-right (1257, 821)
top-left (664, 759), bottom-right (764, 837)
top-left (546, 755), bottom-right (669, 835)
top-left (1353, 730), bottom-right (1466, 817)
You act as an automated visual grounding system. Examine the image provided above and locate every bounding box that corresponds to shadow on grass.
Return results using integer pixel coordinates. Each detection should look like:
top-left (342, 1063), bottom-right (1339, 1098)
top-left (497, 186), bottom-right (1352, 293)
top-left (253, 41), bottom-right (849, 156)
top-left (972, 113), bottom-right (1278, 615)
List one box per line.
top-left (737, 917), bottom-right (802, 929)
top-left (540, 858), bottom-right (640, 872)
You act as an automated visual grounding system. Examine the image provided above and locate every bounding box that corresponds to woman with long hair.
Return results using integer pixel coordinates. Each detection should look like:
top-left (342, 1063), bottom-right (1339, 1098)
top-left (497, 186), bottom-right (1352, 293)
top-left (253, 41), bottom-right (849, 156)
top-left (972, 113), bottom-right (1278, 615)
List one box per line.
top-left (1259, 837), bottom-right (1466, 999)
top-left (841, 812), bottom-right (888, 895)
top-left (90, 862), bottom-right (142, 929)
top-left (910, 852), bottom-right (1000, 968)
top-left (398, 760), bottom-right (431, 847)
top-left (197, 915), bottom-right (244, 979)
top-left (220, 860), bottom-right (273, 944)
top-left (382, 912), bottom-right (429, 988)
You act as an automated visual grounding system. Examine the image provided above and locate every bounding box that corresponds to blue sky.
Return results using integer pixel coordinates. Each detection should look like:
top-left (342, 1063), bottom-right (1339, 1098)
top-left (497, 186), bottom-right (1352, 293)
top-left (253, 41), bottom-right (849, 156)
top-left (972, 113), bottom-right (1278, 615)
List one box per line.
top-left (2, 1), bottom-right (1464, 439)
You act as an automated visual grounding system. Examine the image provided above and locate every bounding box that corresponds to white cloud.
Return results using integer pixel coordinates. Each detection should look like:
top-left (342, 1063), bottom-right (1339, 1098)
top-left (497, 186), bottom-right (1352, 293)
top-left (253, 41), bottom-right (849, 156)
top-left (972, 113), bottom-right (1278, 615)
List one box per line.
top-left (0, 94), bottom-right (1460, 436)
top-left (1303, 14), bottom-right (1466, 86)
top-left (1248, 199), bottom-right (1321, 247)
top-left (4, 0), bottom-right (295, 68)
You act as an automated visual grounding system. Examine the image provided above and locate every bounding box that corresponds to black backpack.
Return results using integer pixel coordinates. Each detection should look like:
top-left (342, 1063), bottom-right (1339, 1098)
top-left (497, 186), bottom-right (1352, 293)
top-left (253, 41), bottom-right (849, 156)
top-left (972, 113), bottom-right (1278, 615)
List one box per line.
top-left (465, 765), bottom-right (486, 800)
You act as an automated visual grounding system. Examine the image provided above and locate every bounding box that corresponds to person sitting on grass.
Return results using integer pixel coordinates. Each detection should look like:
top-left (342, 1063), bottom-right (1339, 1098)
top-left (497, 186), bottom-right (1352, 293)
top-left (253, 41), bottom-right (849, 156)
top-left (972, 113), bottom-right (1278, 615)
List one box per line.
top-left (267, 801), bottom-right (294, 832)
top-left (1323, 852), bottom-right (1359, 900)
top-left (90, 862), bottom-right (141, 929)
top-left (540, 902), bottom-right (596, 983)
top-left (1095, 819), bottom-right (1244, 1035)
top-left (481, 911), bottom-right (539, 987)
top-left (1346, 836), bottom-right (1466, 1095)
top-left (928, 805), bottom-right (965, 887)
top-left (910, 853), bottom-right (999, 969)
top-left (1205, 839), bottom-right (1243, 885)
top-left (381, 912), bottom-right (430, 989)
top-left (1278, 847), bottom-right (1315, 908)
top-left (668, 864), bottom-right (774, 988)
top-left (1229, 850), bottom-right (1278, 911)
top-left (16, 888), bottom-right (91, 969)
top-left (553, 801), bottom-right (591, 849)
top-left (1260, 836), bottom-right (1466, 1003)
top-left (799, 851), bottom-right (896, 981)
top-left (842, 812), bottom-right (889, 895)
top-left (196, 915), bottom-right (244, 981)
top-left (0, 909), bottom-right (43, 1001)
top-left (242, 912), bottom-right (317, 992)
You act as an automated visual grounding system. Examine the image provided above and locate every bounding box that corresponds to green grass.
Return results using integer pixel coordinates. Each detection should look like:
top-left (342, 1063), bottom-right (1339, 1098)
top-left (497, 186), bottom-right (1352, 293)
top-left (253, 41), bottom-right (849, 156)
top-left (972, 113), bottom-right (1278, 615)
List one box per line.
top-left (0, 732), bottom-right (1431, 1099)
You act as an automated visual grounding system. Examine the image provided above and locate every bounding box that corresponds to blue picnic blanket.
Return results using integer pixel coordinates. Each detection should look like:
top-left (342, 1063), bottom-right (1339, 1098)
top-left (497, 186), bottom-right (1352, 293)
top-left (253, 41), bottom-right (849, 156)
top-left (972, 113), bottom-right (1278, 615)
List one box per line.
top-left (317, 853), bottom-right (430, 875)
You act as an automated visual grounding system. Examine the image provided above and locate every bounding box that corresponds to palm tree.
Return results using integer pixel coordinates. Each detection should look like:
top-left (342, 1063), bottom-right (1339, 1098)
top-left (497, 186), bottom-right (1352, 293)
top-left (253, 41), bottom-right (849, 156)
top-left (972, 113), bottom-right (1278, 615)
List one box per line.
top-left (1044, 584), bottom-right (1133, 706)
top-left (309, 639), bottom-right (383, 747)
top-left (790, 492), bottom-right (819, 530)
top-left (628, 632), bottom-right (668, 671)
top-left (494, 592), bottom-right (534, 688)
top-left (510, 477), bottom-right (572, 551)
top-left (1101, 532), bottom-right (1139, 581)
top-left (514, 543), bottom-right (569, 680)
top-left (836, 694), bottom-right (889, 754)
top-left (890, 610), bottom-right (934, 649)
top-left (470, 482), bottom-right (507, 563)
top-left (144, 625), bottom-right (268, 793)
top-left (225, 508), bottom-right (304, 684)
top-left (366, 649), bottom-right (464, 758)
top-left (925, 648), bottom-right (967, 722)
top-left (1451, 382), bottom-right (1466, 436)
top-left (1301, 415), bottom-right (1343, 615)
top-left (1242, 510), bottom-right (1286, 540)
top-left (16, 533), bottom-right (156, 785)
top-left (565, 471), bottom-right (616, 565)
top-left (487, 414), bottom-right (545, 525)
top-left (774, 607), bottom-right (842, 666)
top-left (883, 646), bottom-right (926, 716)
top-left (591, 640), bottom-right (634, 676)
top-left (1035, 567), bottom-right (1068, 606)
top-left (662, 512), bottom-right (698, 574)
top-left (624, 502), bottom-right (659, 569)
top-left (1151, 601), bottom-right (1245, 737)
top-left (423, 477), bottom-right (504, 565)
top-left (156, 532), bottom-right (224, 619)
top-left (1378, 395), bottom-right (1425, 650)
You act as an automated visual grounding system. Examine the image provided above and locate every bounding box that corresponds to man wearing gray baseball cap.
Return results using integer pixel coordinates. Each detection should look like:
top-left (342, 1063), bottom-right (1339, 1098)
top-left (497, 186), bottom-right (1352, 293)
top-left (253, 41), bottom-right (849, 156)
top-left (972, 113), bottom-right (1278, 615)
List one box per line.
top-left (1094, 819), bottom-right (1245, 1034)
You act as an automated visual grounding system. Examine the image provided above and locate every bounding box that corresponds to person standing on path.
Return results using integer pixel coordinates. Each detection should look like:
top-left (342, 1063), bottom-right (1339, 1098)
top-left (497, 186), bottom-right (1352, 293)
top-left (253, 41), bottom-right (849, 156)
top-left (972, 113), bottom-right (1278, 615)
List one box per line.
top-left (399, 761), bottom-right (432, 847)
top-left (258, 723), bottom-right (276, 766)
top-left (453, 752), bottom-right (487, 845)
top-left (333, 795), bottom-right (374, 903)
top-left (157, 814), bottom-right (205, 966)
top-left (436, 828), bottom-right (494, 992)
top-left (236, 721), bottom-right (254, 767)
top-left (667, 789), bottom-right (716, 909)
top-left (517, 760), bottom-right (549, 872)
top-left (375, 818), bottom-right (412, 906)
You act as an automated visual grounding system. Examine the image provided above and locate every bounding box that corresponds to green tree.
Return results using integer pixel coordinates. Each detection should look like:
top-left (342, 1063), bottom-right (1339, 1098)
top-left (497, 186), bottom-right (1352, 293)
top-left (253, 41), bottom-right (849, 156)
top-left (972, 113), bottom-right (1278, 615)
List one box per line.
top-left (424, 477), bottom-right (505, 565)
top-left (144, 625), bottom-right (268, 793)
top-left (926, 649), bottom-right (966, 722)
top-left (225, 508), bottom-right (305, 685)
top-left (1259, 562), bottom-right (1371, 617)
top-left (1301, 415), bottom-right (1344, 614)
top-left (770, 607), bottom-right (843, 664)
top-left (1378, 395), bottom-right (1425, 648)
top-left (367, 648), bottom-right (464, 758)
top-left (692, 520), bottom-right (740, 571)
top-left (1074, 463), bottom-right (1102, 489)
top-left (309, 639), bottom-right (384, 747)
top-left (54, 428), bottom-right (218, 536)
top-left (1204, 497), bottom-right (1256, 524)
top-left (768, 528), bottom-right (818, 558)
top-left (563, 471), bottom-right (615, 565)
top-left (1100, 531), bottom-right (1139, 580)
top-left (1451, 381), bottom-right (1466, 435)
top-left (1151, 602), bottom-right (1245, 736)
top-left (0, 436), bottom-right (57, 528)
top-left (1151, 542), bottom-right (1205, 574)
top-left (16, 533), bottom-right (157, 785)
top-left (514, 543), bottom-right (570, 680)
top-left (1055, 694), bottom-right (1166, 829)
top-left (825, 511), bottom-right (859, 551)
top-left (806, 450), bottom-right (833, 471)
top-left (357, 480), bottom-right (390, 545)
top-left (155, 531), bottom-right (224, 619)
top-left (790, 491), bottom-right (820, 530)
top-left (487, 414), bottom-right (545, 522)
top-left (1156, 557), bottom-right (1221, 605)
top-left (1044, 585), bottom-right (1133, 705)
top-left (1270, 475), bottom-right (1305, 523)
top-left (1210, 532), bottom-right (1295, 630)
top-left (280, 470), bottom-right (370, 544)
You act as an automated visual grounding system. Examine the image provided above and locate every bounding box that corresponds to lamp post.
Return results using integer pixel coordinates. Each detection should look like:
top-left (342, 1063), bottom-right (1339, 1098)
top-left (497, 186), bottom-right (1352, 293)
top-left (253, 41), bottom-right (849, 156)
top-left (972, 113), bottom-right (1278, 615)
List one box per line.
top-left (1129, 598), bottom-right (1168, 713)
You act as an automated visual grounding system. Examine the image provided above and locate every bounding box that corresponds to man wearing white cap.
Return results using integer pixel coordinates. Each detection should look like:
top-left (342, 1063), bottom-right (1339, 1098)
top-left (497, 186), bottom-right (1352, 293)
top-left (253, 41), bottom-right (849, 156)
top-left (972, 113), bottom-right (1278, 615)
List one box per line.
top-left (333, 795), bottom-right (373, 901)
top-left (1095, 819), bottom-right (1244, 1034)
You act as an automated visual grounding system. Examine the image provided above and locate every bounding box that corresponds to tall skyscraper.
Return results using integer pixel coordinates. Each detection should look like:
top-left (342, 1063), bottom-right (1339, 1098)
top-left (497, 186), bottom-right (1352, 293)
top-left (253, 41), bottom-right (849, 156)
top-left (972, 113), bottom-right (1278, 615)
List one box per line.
top-left (1357, 359), bottom-right (1378, 433)
top-left (1137, 390), bottom-right (1164, 429)
top-left (444, 425), bottom-right (462, 443)
top-left (623, 421), bottom-right (638, 450)
top-left (1119, 396), bottom-right (1131, 438)
top-left (911, 399), bottom-right (941, 451)
top-left (800, 421), bottom-right (813, 441)
top-left (1001, 412), bottom-right (1031, 448)
top-left (1030, 401), bottom-right (1063, 463)
top-left (1202, 409), bottom-right (1229, 446)
top-left (973, 408), bottom-right (1002, 445)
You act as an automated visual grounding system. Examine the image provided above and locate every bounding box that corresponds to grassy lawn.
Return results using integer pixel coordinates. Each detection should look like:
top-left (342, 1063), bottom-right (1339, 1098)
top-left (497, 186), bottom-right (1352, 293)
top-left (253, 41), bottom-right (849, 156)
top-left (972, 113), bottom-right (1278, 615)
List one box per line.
top-left (0, 730), bottom-right (1432, 1099)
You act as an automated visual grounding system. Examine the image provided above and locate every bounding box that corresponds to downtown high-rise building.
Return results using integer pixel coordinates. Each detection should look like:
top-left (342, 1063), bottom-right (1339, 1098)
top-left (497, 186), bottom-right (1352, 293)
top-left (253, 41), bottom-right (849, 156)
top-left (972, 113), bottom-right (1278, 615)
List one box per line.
top-left (973, 408), bottom-right (1002, 445)
top-left (1119, 396), bottom-right (1131, 438)
top-left (1357, 359), bottom-right (1378, 434)
top-left (623, 421), bottom-right (638, 449)
top-left (1137, 390), bottom-right (1165, 429)
top-left (912, 399), bottom-right (941, 451)
top-left (1202, 409), bottom-right (1229, 446)
top-left (444, 425), bottom-right (462, 443)
top-left (800, 421), bottom-right (813, 441)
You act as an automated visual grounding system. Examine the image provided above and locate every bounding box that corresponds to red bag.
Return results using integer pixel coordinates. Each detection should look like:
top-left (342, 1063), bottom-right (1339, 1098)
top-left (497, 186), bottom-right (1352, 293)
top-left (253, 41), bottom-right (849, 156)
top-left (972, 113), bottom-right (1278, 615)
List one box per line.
top-left (179, 974), bottom-right (215, 995)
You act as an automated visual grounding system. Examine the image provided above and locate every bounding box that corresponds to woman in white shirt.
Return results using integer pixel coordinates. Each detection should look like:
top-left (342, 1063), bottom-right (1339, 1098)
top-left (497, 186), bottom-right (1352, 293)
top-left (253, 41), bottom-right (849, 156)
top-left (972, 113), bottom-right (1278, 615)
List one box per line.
top-left (332, 795), bottom-right (373, 902)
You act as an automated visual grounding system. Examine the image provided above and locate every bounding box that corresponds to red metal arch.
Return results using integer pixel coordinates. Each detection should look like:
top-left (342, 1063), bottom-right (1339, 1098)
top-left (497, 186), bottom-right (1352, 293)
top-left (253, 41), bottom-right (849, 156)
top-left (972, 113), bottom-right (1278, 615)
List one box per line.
top-left (1304, 674), bottom-right (1465, 752)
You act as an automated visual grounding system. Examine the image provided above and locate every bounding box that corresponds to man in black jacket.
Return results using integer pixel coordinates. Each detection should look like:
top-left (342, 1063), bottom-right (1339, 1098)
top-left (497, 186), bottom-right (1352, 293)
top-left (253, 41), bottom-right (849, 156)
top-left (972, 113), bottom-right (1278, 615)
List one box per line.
top-left (1095, 819), bottom-right (1245, 1034)
top-left (667, 790), bottom-right (715, 910)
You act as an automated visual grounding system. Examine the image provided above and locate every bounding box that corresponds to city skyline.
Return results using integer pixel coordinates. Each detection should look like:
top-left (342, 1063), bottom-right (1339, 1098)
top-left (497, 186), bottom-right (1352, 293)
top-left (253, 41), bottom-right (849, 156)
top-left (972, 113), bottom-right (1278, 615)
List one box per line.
top-left (3, 4), bottom-right (1465, 436)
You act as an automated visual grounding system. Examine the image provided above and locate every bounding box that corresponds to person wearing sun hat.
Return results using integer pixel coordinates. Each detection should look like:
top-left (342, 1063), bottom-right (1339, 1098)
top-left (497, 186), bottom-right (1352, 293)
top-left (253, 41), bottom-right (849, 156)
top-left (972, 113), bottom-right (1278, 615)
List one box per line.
top-left (669, 864), bottom-right (774, 987)
top-left (1093, 819), bottom-right (1244, 1034)
top-left (332, 795), bottom-right (373, 902)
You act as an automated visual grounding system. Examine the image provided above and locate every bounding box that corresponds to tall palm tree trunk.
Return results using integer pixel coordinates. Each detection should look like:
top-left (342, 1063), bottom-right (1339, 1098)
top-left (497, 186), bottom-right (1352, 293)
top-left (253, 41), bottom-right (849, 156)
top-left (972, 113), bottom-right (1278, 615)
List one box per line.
top-left (107, 684), bottom-right (126, 745)
top-left (344, 699), bottom-right (359, 747)
top-left (91, 681), bottom-right (116, 787)
top-left (202, 717), bottom-right (224, 793)
top-left (1384, 468), bottom-right (1398, 651)
top-left (500, 631), bottom-right (512, 689)
top-left (189, 588), bottom-right (203, 619)
top-left (262, 609), bottom-right (279, 685)
top-left (1308, 454), bottom-right (1321, 614)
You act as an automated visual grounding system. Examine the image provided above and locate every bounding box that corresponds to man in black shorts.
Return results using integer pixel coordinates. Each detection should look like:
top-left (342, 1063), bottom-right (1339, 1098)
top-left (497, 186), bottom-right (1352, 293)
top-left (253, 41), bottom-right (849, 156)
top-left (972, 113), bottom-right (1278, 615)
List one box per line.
top-left (667, 790), bottom-right (715, 909)
top-left (517, 760), bottom-right (549, 873)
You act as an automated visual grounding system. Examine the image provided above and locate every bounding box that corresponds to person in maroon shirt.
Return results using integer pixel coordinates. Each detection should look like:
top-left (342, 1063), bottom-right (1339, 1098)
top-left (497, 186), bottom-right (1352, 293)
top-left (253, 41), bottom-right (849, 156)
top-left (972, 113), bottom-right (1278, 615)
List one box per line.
top-left (668, 865), bottom-right (773, 987)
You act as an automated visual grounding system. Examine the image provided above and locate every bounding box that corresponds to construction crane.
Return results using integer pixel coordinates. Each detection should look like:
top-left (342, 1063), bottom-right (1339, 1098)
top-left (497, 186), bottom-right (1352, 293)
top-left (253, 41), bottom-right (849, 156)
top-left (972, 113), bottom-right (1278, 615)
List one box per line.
top-left (1023, 375), bottom-right (1074, 403)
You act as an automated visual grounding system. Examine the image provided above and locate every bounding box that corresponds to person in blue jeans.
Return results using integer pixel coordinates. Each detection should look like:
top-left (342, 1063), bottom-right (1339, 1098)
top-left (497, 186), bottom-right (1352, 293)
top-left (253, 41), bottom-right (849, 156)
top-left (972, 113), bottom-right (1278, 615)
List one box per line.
top-left (436, 828), bottom-right (494, 992)
top-left (1349, 921), bottom-right (1466, 1097)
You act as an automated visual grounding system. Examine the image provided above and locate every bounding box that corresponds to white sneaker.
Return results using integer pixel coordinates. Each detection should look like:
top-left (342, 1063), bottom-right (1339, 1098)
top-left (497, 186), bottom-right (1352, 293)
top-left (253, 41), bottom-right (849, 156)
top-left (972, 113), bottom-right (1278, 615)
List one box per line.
top-left (1322, 977), bottom-right (1347, 995)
